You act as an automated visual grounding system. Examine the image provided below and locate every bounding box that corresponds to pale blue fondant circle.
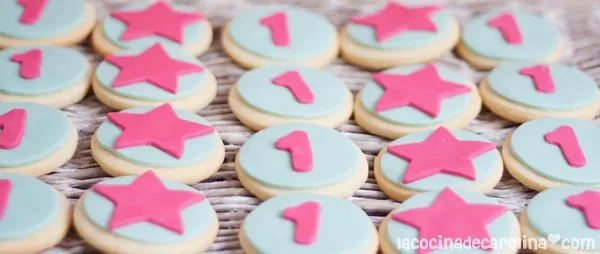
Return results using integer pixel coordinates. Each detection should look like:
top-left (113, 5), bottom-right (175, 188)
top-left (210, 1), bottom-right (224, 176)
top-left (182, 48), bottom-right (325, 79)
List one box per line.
top-left (239, 123), bottom-right (359, 189)
top-left (487, 63), bottom-right (598, 110)
top-left (510, 118), bottom-right (600, 184)
top-left (228, 5), bottom-right (336, 60)
top-left (243, 193), bottom-right (374, 254)
top-left (236, 65), bottom-right (349, 118)
top-left (102, 1), bottom-right (206, 49)
top-left (95, 43), bottom-right (208, 101)
top-left (360, 64), bottom-right (473, 126)
top-left (0, 46), bottom-right (89, 96)
top-left (462, 11), bottom-right (561, 61)
top-left (380, 129), bottom-right (500, 192)
top-left (95, 106), bottom-right (220, 167)
top-left (0, 103), bottom-right (70, 167)
top-left (83, 175), bottom-right (215, 243)
top-left (0, 0), bottom-right (86, 39)
top-left (386, 189), bottom-right (517, 254)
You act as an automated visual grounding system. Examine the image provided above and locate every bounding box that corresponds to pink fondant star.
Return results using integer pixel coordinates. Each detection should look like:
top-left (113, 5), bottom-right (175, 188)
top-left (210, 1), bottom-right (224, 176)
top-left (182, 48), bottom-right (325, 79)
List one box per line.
top-left (387, 127), bottom-right (495, 184)
top-left (93, 171), bottom-right (205, 234)
top-left (372, 65), bottom-right (471, 117)
top-left (392, 188), bottom-right (508, 254)
top-left (110, 1), bottom-right (204, 43)
top-left (107, 104), bottom-right (214, 159)
top-left (567, 190), bottom-right (600, 230)
top-left (0, 179), bottom-right (11, 220)
top-left (352, 2), bottom-right (441, 43)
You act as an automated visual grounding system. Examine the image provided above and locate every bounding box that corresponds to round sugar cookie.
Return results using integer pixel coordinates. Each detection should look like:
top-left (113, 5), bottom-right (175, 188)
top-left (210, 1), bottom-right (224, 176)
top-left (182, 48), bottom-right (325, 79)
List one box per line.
top-left (0, 46), bottom-right (91, 108)
top-left (239, 193), bottom-right (378, 254)
top-left (92, 0), bottom-right (212, 56)
top-left (480, 63), bottom-right (600, 123)
top-left (0, 0), bottom-right (96, 48)
top-left (235, 123), bottom-right (368, 200)
top-left (503, 118), bottom-right (600, 191)
top-left (74, 171), bottom-right (219, 254)
top-left (341, 1), bottom-right (460, 70)
top-left (375, 126), bottom-right (503, 201)
top-left (91, 103), bottom-right (225, 184)
top-left (222, 5), bottom-right (339, 69)
top-left (229, 65), bottom-right (353, 131)
top-left (92, 43), bottom-right (217, 111)
top-left (355, 64), bottom-right (481, 139)
top-left (0, 102), bottom-right (77, 176)
top-left (380, 188), bottom-right (520, 254)
top-left (458, 11), bottom-right (564, 70)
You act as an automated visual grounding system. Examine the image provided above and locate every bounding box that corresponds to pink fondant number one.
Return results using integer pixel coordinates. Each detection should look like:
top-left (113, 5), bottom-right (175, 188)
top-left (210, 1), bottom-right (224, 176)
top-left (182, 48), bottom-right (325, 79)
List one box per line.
top-left (544, 125), bottom-right (586, 167)
top-left (18, 0), bottom-right (48, 25)
top-left (272, 71), bottom-right (315, 104)
top-left (519, 65), bottom-right (555, 93)
top-left (275, 131), bottom-right (313, 172)
top-left (282, 201), bottom-right (320, 245)
top-left (487, 13), bottom-right (522, 44)
top-left (260, 12), bottom-right (290, 47)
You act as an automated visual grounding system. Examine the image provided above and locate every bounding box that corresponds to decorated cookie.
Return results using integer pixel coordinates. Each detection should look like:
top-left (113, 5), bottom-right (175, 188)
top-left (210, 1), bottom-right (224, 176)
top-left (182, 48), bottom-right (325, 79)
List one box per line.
top-left (503, 118), bottom-right (600, 191)
top-left (222, 5), bottom-right (339, 68)
top-left (341, 1), bottom-right (459, 70)
top-left (93, 43), bottom-right (217, 111)
top-left (380, 188), bottom-right (520, 254)
top-left (0, 0), bottom-right (96, 48)
top-left (91, 103), bottom-right (224, 184)
top-left (74, 171), bottom-right (218, 254)
top-left (355, 64), bottom-right (481, 139)
top-left (0, 102), bottom-right (77, 176)
top-left (0, 173), bottom-right (70, 253)
top-left (239, 193), bottom-right (378, 254)
top-left (236, 123), bottom-right (368, 200)
top-left (0, 46), bottom-right (91, 108)
top-left (481, 63), bottom-right (600, 123)
top-left (458, 11), bottom-right (563, 70)
top-left (92, 0), bottom-right (212, 56)
top-left (522, 186), bottom-right (600, 253)
top-left (375, 126), bottom-right (503, 201)
top-left (229, 65), bottom-right (353, 130)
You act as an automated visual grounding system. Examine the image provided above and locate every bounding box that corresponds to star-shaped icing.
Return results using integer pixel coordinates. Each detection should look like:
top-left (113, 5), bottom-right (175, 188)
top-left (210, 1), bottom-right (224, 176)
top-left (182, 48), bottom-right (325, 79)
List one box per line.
top-left (387, 127), bottom-right (495, 184)
top-left (392, 188), bottom-right (508, 254)
top-left (352, 2), bottom-right (441, 43)
top-left (372, 65), bottom-right (471, 117)
top-left (107, 103), bottom-right (214, 159)
top-left (566, 190), bottom-right (600, 229)
top-left (105, 43), bottom-right (204, 94)
top-left (110, 1), bottom-right (204, 43)
top-left (92, 171), bottom-right (205, 234)
top-left (0, 108), bottom-right (27, 150)
top-left (0, 179), bottom-right (12, 220)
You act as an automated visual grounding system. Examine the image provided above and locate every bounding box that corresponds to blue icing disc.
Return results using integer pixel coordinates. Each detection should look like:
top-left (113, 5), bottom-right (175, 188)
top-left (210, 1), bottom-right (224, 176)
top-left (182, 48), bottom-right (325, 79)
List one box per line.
top-left (0, 46), bottom-right (89, 96)
top-left (0, 103), bottom-right (70, 167)
top-left (243, 193), bottom-right (374, 254)
top-left (462, 11), bottom-right (561, 61)
top-left (228, 5), bottom-right (336, 60)
top-left (239, 123), bottom-right (359, 189)
top-left (0, 0), bottom-right (86, 39)
top-left (509, 118), bottom-right (600, 184)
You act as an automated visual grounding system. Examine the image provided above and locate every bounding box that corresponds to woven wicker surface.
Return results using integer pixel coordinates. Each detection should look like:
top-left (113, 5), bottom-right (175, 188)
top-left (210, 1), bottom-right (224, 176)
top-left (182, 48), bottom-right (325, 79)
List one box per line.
top-left (42, 0), bottom-right (600, 253)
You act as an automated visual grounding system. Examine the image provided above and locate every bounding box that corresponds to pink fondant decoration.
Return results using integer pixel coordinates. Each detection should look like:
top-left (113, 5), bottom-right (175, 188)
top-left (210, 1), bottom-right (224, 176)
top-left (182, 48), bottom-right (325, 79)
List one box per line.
top-left (567, 190), bottom-right (600, 230)
top-left (275, 131), bottom-right (313, 172)
top-left (352, 2), bottom-right (441, 43)
top-left (387, 127), bottom-right (495, 184)
top-left (282, 201), bottom-right (321, 245)
top-left (17, 0), bottom-right (48, 25)
top-left (372, 64), bottom-right (471, 117)
top-left (105, 43), bottom-right (204, 94)
top-left (92, 171), bottom-right (205, 233)
top-left (272, 71), bottom-right (314, 104)
top-left (392, 188), bottom-right (508, 254)
top-left (487, 13), bottom-right (523, 45)
top-left (110, 1), bottom-right (204, 43)
top-left (0, 179), bottom-right (12, 220)
top-left (519, 65), bottom-right (555, 93)
top-left (544, 125), bottom-right (586, 167)
top-left (107, 104), bottom-right (214, 159)
top-left (0, 109), bottom-right (27, 150)
top-left (10, 49), bottom-right (42, 80)
top-left (260, 12), bottom-right (290, 47)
